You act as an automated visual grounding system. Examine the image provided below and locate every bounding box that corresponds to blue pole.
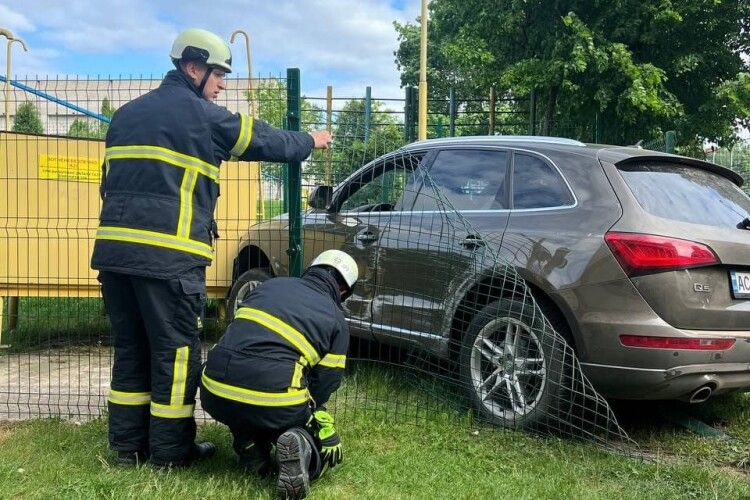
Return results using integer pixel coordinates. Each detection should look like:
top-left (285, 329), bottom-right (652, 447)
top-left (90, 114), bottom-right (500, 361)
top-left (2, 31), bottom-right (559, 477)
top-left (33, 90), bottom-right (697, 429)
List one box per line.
top-left (0, 75), bottom-right (111, 123)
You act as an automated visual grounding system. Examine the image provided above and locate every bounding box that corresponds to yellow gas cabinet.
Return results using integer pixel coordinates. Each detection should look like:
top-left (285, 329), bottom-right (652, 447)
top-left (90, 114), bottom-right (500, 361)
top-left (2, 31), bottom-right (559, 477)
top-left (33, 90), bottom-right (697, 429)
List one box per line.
top-left (0, 132), bottom-right (259, 337)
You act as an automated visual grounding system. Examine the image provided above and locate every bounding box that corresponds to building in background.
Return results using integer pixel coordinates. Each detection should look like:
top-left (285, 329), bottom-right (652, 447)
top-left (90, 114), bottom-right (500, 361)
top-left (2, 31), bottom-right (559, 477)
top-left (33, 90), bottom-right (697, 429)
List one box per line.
top-left (2, 76), bottom-right (255, 136)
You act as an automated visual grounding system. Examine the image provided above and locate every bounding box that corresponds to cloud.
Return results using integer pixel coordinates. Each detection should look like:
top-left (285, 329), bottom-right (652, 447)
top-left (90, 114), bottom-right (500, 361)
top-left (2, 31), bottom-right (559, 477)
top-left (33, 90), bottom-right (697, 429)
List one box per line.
top-left (170, 0), bottom-right (421, 97)
top-left (0, 4), bottom-right (35, 33)
top-left (0, 0), bottom-right (423, 97)
top-left (6, 48), bottom-right (62, 78)
top-left (1, 0), bottom-right (177, 53)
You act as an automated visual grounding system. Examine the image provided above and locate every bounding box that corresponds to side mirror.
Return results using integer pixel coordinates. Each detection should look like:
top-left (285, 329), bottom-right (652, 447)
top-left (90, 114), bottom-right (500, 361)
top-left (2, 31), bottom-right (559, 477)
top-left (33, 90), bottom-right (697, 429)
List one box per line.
top-left (308, 185), bottom-right (333, 210)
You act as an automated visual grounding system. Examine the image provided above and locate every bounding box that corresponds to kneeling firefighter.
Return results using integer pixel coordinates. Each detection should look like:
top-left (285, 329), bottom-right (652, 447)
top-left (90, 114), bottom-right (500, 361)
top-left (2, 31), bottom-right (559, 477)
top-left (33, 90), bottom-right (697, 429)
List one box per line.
top-left (200, 250), bottom-right (358, 499)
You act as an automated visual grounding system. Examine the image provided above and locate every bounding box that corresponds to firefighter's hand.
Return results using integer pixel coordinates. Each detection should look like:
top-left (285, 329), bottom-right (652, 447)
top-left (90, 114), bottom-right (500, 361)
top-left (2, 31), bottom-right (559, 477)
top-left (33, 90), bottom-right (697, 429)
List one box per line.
top-left (309, 130), bottom-right (332, 149)
top-left (321, 441), bottom-right (342, 468)
top-left (310, 410), bottom-right (343, 468)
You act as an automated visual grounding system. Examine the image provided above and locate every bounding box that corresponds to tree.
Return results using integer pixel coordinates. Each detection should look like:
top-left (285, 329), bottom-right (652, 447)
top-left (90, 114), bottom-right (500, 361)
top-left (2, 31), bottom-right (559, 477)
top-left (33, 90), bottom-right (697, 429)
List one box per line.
top-left (11, 102), bottom-right (44, 134)
top-left (98, 97), bottom-right (116, 138)
top-left (67, 118), bottom-right (99, 139)
top-left (67, 97), bottom-right (117, 139)
top-left (323, 99), bottom-right (405, 183)
top-left (251, 80), bottom-right (325, 180)
top-left (394, 0), bottom-right (750, 146)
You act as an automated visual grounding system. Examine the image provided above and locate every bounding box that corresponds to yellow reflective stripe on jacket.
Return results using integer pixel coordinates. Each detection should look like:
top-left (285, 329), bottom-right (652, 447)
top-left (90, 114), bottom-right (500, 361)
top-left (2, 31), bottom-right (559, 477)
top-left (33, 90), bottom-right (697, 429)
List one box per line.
top-left (290, 356), bottom-right (306, 389)
top-left (229, 114), bottom-right (254, 157)
top-left (201, 369), bottom-right (310, 407)
top-left (235, 307), bottom-right (320, 365)
top-left (319, 353), bottom-right (346, 369)
top-left (170, 346), bottom-right (189, 406)
top-left (108, 389), bottom-right (151, 406)
top-left (177, 171), bottom-right (199, 239)
top-left (96, 226), bottom-right (213, 259)
top-left (105, 145), bottom-right (220, 183)
top-left (150, 401), bottom-right (195, 419)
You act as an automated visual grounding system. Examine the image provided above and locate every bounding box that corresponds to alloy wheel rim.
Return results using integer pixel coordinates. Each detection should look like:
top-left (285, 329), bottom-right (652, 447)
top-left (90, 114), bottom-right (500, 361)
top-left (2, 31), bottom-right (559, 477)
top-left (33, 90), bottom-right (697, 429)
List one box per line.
top-left (233, 279), bottom-right (262, 315)
top-left (470, 316), bottom-right (547, 421)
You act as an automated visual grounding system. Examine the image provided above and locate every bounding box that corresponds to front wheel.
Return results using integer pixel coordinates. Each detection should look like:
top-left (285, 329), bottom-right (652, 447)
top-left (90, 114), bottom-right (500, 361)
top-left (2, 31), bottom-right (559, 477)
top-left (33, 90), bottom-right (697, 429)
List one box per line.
top-left (459, 297), bottom-right (567, 429)
top-left (227, 268), bottom-right (272, 319)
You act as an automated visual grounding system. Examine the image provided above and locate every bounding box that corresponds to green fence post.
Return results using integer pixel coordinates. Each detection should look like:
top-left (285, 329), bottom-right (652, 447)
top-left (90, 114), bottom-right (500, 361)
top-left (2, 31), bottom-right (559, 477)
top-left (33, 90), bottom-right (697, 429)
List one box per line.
top-left (488, 86), bottom-right (496, 136)
top-left (666, 130), bottom-right (676, 154)
top-left (364, 86), bottom-right (372, 145)
top-left (529, 90), bottom-right (537, 136)
top-left (282, 116), bottom-right (289, 214)
top-left (404, 86), bottom-right (417, 143)
top-left (286, 68), bottom-right (303, 277)
top-left (449, 87), bottom-right (456, 137)
top-left (595, 112), bottom-right (600, 144)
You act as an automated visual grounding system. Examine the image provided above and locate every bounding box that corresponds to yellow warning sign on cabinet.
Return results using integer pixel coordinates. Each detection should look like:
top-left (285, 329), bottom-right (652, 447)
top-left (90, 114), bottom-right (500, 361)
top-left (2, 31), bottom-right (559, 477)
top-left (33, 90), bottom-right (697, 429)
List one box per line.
top-left (39, 154), bottom-right (102, 183)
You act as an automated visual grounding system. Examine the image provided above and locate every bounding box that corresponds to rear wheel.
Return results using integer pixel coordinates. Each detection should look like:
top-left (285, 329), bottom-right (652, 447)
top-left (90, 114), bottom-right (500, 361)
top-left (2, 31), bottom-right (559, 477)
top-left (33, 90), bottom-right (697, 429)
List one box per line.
top-left (459, 297), bottom-right (567, 428)
top-left (227, 268), bottom-right (272, 319)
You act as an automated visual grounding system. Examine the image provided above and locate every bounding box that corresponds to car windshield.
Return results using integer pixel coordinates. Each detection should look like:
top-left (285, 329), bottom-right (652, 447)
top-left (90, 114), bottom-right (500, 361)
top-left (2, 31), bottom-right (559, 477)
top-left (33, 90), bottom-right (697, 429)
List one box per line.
top-left (618, 162), bottom-right (750, 227)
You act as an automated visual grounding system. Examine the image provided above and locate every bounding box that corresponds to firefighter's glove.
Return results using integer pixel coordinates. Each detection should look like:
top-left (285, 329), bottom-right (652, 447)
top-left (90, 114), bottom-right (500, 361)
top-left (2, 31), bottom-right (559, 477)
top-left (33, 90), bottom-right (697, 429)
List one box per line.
top-left (310, 410), bottom-right (343, 468)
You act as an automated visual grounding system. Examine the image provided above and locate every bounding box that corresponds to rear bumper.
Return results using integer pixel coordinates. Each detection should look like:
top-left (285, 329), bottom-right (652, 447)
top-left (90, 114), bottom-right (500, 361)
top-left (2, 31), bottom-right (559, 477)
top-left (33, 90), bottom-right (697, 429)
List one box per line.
top-left (580, 361), bottom-right (750, 400)
top-left (563, 278), bottom-right (750, 400)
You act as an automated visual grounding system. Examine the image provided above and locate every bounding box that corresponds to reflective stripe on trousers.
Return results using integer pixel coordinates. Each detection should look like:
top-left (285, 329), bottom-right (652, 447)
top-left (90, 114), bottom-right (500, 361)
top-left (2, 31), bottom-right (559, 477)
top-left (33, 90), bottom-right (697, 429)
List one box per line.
top-left (201, 369), bottom-right (310, 407)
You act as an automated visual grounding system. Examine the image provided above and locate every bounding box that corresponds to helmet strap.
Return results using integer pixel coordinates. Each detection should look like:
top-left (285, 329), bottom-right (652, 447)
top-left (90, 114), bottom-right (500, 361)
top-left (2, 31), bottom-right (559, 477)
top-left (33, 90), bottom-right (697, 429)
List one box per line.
top-left (196, 67), bottom-right (212, 97)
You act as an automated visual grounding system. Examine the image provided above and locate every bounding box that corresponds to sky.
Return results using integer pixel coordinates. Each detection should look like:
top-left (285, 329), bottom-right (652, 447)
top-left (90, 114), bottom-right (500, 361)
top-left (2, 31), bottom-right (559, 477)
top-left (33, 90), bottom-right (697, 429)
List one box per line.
top-left (0, 0), bottom-right (421, 100)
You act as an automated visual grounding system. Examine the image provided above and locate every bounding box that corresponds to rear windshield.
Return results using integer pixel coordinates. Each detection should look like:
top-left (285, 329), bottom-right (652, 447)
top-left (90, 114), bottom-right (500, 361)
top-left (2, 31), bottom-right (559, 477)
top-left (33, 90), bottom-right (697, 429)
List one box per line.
top-left (617, 162), bottom-right (750, 227)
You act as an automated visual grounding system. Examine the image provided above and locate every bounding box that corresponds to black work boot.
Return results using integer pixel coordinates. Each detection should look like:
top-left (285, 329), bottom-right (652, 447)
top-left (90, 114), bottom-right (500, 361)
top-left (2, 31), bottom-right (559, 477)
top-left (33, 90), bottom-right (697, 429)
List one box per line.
top-left (239, 442), bottom-right (274, 479)
top-left (276, 429), bottom-right (312, 499)
top-left (151, 442), bottom-right (216, 469)
top-left (116, 450), bottom-right (148, 467)
top-left (191, 442), bottom-right (217, 461)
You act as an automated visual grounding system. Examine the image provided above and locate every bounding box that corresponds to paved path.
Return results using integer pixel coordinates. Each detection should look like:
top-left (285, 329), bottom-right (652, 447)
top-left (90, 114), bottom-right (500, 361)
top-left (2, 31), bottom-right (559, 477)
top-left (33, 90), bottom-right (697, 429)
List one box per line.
top-left (0, 346), bottom-right (208, 421)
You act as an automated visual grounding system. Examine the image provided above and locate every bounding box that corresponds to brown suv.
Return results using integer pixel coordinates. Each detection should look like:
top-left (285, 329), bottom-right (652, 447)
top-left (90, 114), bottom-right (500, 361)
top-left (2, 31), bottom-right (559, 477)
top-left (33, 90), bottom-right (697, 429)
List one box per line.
top-left (228, 136), bottom-right (750, 420)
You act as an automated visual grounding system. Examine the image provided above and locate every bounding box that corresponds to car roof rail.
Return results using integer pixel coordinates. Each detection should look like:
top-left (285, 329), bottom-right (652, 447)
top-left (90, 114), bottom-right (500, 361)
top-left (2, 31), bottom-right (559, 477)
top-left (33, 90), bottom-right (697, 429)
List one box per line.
top-left (407, 135), bottom-right (587, 148)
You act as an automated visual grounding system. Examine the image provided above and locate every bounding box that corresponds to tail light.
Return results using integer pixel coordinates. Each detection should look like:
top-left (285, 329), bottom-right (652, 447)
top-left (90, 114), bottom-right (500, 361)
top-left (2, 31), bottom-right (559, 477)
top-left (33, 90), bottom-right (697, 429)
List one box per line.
top-left (620, 335), bottom-right (735, 351)
top-left (605, 232), bottom-right (718, 276)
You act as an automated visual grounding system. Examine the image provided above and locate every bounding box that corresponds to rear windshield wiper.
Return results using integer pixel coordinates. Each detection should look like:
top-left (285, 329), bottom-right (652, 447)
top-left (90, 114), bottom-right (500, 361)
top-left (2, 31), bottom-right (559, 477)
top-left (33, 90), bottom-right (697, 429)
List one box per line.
top-left (737, 218), bottom-right (750, 230)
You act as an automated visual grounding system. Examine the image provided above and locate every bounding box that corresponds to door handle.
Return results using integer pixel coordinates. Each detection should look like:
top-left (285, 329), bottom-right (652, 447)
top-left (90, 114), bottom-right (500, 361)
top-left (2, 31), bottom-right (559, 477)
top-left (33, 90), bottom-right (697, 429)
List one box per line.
top-left (460, 235), bottom-right (485, 250)
top-left (356, 231), bottom-right (378, 244)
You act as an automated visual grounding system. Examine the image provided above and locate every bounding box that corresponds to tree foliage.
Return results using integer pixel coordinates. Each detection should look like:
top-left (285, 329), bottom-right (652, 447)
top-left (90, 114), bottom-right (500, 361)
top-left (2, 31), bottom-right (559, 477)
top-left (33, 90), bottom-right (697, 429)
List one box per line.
top-left (11, 101), bottom-right (44, 134)
top-left (323, 99), bottom-right (405, 183)
top-left (251, 79), bottom-right (325, 180)
top-left (394, 0), bottom-right (750, 146)
top-left (67, 97), bottom-right (117, 139)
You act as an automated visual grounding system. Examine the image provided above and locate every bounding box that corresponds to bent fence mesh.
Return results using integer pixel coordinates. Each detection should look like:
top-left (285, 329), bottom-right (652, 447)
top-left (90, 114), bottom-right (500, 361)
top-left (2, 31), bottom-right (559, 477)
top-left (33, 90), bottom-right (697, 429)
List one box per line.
top-left (302, 150), bottom-right (637, 454)
top-left (22, 72), bottom-right (750, 458)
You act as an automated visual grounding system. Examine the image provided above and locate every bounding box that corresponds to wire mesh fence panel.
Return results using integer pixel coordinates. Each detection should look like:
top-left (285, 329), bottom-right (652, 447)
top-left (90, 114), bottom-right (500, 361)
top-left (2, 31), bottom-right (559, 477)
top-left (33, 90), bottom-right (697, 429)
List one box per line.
top-left (3, 74), bottom-right (641, 458)
top-left (706, 141), bottom-right (750, 193)
top-left (0, 74), bottom-right (286, 420)
top-left (287, 148), bottom-right (638, 455)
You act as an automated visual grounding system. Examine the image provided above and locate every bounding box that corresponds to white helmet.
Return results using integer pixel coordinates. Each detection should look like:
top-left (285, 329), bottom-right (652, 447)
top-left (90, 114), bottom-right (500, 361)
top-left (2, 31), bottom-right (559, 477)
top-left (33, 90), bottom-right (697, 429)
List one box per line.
top-left (310, 250), bottom-right (359, 290)
top-left (170, 28), bottom-right (232, 72)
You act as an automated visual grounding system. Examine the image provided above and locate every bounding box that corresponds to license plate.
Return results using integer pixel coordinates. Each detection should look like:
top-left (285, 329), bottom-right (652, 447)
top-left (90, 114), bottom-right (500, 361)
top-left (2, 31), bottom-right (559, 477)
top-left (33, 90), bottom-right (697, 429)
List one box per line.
top-left (730, 271), bottom-right (750, 299)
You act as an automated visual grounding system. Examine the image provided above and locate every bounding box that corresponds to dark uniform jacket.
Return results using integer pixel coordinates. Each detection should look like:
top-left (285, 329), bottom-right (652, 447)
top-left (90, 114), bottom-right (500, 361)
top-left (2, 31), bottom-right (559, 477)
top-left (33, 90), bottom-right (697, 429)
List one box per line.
top-left (91, 69), bottom-right (313, 279)
top-left (202, 268), bottom-right (349, 409)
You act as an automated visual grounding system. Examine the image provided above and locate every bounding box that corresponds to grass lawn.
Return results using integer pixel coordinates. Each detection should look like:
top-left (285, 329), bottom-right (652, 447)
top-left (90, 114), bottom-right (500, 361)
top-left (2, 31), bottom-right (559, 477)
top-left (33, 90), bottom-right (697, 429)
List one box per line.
top-left (1, 376), bottom-right (748, 499)
top-left (1, 302), bottom-right (749, 498)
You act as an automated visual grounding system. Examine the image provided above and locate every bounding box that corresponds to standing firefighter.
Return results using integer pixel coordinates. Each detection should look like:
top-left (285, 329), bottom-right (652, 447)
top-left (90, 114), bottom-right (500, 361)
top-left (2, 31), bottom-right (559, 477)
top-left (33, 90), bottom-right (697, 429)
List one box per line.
top-left (92, 28), bottom-right (331, 468)
top-left (200, 250), bottom-right (358, 499)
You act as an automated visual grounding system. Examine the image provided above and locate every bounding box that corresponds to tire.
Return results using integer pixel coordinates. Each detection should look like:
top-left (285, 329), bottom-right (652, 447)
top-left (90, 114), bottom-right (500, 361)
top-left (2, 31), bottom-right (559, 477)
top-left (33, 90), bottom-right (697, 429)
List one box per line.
top-left (459, 297), bottom-right (567, 429)
top-left (226, 268), bottom-right (272, 320)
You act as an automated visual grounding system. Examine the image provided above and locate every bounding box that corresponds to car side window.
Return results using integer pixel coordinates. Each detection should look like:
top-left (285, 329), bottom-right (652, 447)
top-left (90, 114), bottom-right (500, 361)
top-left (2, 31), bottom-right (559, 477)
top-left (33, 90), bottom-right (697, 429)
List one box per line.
top-left (339, 154), bottom-right (423, 213)
top-left (413, 149), bottom-right (508, 211)
top-left (512, 153), bottom-right (574, 209)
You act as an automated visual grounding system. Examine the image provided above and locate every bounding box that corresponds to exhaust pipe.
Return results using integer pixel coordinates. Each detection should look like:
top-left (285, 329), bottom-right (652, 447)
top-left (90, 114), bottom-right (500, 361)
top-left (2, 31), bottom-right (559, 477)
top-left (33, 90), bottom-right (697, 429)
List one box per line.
top-left (688, 385), bottom-right (713, 404)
